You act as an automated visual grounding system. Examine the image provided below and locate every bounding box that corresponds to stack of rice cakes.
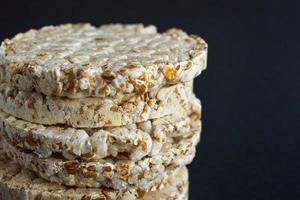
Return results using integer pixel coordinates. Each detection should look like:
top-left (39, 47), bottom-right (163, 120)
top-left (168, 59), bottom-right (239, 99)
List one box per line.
top-left (0, 24), bottom-right (207, 200)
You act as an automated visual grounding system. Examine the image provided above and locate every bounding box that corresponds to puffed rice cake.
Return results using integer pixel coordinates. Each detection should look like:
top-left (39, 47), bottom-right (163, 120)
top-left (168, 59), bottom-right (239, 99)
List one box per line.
top-left (0, 97), bottom-right (201, 161)
top-left (0, 82), bottom-right (194, 128)
top-left (0, 126), bottom-right (199, 189)
top-left (0, 23), bottom-right (207, 99)
top-left (0, 23), bottom-right (207, 200)
top-left (0, 156), bottom-right (188, 200)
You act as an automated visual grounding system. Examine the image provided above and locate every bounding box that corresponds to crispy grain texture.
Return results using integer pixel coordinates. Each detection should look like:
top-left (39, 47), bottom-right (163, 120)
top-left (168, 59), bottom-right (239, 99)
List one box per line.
top-left (0, 126), bottom-right (199, 189)
top-left (0, 23), bottom-right (207, 98)
top-left (0, 156), bottom-right (188, 200)
top-left (0, 97), bottom-right (201, 161)
top-left (0, 82), bottom-right (195, 127)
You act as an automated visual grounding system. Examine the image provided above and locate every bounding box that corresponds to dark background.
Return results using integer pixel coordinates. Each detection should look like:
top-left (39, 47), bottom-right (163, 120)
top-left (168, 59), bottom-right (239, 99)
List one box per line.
top-left (1, 0), bottom-right (299, 199)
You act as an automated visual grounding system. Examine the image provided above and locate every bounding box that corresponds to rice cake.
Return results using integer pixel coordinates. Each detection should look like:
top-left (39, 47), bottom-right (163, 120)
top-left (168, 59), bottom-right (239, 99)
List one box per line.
top-left (0, 98), bottom-right (201, 161)
top-left (0, 157), bottom-right (188, 200)
top-left (0, 82), bottom-right (194, 127)
top-left (0, 23), bottom-right (207, 99)
top-left (0, 128), bottom-right (199, 189)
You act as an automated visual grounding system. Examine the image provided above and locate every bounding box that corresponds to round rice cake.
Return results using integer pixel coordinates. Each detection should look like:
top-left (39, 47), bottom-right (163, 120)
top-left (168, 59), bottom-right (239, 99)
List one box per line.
top-left (0, 82), bottom-right (194, 128)
top-left (0, 97), bottom-right (201, 161)
top-left (0, 128), bottom-right (199, 189)
top-left (0, 157), bottom-right (189, 200)
top-left (0, 23), bottom-right (207, 99)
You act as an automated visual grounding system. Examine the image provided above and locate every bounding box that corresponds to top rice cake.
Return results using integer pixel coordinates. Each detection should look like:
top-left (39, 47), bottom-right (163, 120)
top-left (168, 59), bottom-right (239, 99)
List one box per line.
top-left (0, 23), bottom-right (207, 98)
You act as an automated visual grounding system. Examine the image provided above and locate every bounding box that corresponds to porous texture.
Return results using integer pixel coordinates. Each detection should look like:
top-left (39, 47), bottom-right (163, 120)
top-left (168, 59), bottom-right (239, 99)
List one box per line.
top-left (0, 98), bottom-right (201, 161)
top-left (0, 23), bottom-right (207, 99)
top-left (142, 167), bottom-right (188, 200)
top-left (0, 156), bottom-right (188, 200)
top-left (0, 82), bottom-right (194, 127)
top-left (0, 126), bottom-right (199, 189)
